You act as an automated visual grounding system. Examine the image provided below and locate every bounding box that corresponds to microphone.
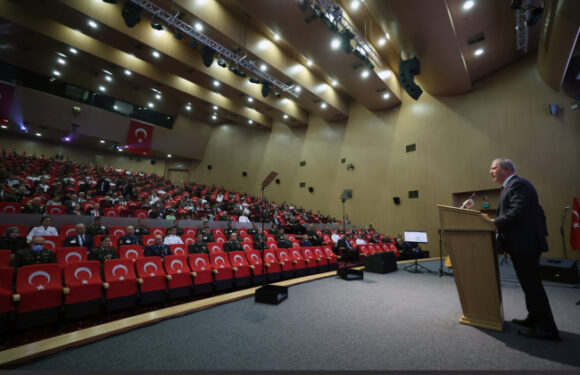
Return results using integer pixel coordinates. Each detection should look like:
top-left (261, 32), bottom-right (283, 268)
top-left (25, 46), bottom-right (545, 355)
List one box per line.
top-left (461, 193), bottom-right (477, 209)
top-left (564, 206), bottom-right (570, 210)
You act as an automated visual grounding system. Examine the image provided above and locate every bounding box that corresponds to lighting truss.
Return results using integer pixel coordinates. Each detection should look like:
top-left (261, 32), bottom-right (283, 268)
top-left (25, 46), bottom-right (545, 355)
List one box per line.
top-left (515, 0), bottom-right (530, 53)
top-left (314, 0), bottom-right (381, 69)
top-left (129, 0), bottom-right (299, 98)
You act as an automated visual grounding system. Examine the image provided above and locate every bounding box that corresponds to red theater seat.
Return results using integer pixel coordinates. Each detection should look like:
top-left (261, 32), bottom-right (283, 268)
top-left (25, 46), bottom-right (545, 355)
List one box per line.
top-left (63, 261), bottom-right (103, 319)
top-left (183, 228), bottom-right (197, 237)
top-left (141, 235), bottom-right (156, 247)
top-left (0, 266), bottom-right (15, 315)
top-left (56, 247), bottom-right (88, 266)
top-left (323, 246), bottom-right (339, 270)
top-left (0, 202), bottom-right (21, 214)
top-left (228, 251), bottom-right (251, 287)
top-left (163, 255), bottom-right (192, 299)
top-left (244, 249), bottom-right (264, 284)
top-left (150, 227), bottom-right (166, 237)
top-left (182, 235), bottom-right (196, 245)
top-left (169, 244), bottom-right (187, 256)
top-left (135, 210), bottom-right (148, 219)
top-left (187, 254), bottom-right (213, 295)
top-left (263, 249), bottom-right (282, 282)
top-left (0, 250), bottom-right (11, 267)
top-left (119, 245), bottom-right (144, 262)
top-left (207, 242), bottom-right (224, 255)
top-left (210, 253), bottom-right (234, 291)
top-left (41, 236), bottom-right (62, 250)
top-left (59, 225), bottom-right (77, 238)
top-left (300, 247), bottom-right (318, 274)
top-left (312, 246), bottom-right (329, 272)
top-left (104, 208), bottom-right (117, 217)
top-left (109, 226), bottom-right (127, 238)
top-left (135, 256), bottom-right (167, 305)
top-left (103, 259), bottom-right (138, 311)
top-left (276, 248), bottom-right (299, 279)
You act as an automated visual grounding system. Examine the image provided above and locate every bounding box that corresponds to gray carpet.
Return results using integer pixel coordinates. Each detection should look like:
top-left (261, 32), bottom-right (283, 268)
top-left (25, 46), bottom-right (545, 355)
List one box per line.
top-left (15, 259), bottom-right (580, 371)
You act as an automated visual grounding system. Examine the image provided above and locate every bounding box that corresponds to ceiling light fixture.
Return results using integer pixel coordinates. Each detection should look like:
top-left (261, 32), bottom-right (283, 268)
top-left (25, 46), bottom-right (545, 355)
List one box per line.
top-left (260, 64), bottom-right (267, 71)
top-left (377, 38), bottom-right (386, 46)
top-left (52, 70), bottom-right (61, 77)
top-left (331, 80), bottom-right (338, 87)
top-left (155, 93), bottom-right (162, 100)
top-left (88, 20), bottom-right (98, 29)
top-left (105, 75), bottom-right (112, 82)
top-left (474, 48), bottom-right (484, 56)
top-left (463, 1), bottom-right (475, 10)
top-left (213, 80), bottom-right (220, 87)
top-left (248, 119), bottom-right (254, 124)
top-left (283, 114), bottom-right (289, 119)
top-left (273, 33), bottom-right (280, 41)
top-left (194, 22), bottom-right (203, 31)
top-left (152, 50), bottom-right (160, 58)
top-left (100, 140), bottom-right (106, 144)
top-left (185, 104), bottom-right (192, 111)
top-left (247, 97), bottom-right (254, 103)
top-left (306, 59), bottom-right (313, 67)
top-left (124, 69), bottom-right (132, 76)
top-left (361, 70), bottom-right (370, 78)
top-left (99, 85), bottom-right (106, 92)
top-left (331, 38), bottom-right (341, 50)
top-left (350, 0), bottom-right (360, 10)
top-left (383, 93), bottom-right (391, 100)
top-left (69, 47), bottom-right (78, 54)
top-left (57, 58), bottom-right (66, 65)
top-left (321, 102), bottom-right (327, 109)
top-left (148, 102), bottom-right (155, 108)
top-left (35, 132), bottom-right (42, 137)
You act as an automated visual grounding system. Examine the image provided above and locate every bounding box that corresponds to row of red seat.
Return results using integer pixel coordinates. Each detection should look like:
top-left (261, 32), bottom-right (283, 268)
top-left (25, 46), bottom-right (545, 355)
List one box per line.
top-left (0, 246), bottom-right (341, 330)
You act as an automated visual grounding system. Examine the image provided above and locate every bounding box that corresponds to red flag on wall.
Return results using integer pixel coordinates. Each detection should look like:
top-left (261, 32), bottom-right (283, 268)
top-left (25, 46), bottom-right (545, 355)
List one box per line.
top-left (0, 82), bottom-right (16, 117)
top-left (571, 197), bottom-right (580, 250)
top-left (126, 120), bottom-right (154, 156)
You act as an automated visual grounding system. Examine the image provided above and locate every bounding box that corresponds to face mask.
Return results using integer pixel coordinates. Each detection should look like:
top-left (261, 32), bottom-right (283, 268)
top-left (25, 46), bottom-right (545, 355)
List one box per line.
top-left (31, 245), bottom-right (43, 252)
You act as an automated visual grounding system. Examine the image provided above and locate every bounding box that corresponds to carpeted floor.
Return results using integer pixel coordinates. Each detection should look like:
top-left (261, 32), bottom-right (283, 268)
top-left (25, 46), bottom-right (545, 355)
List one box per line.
top-left (14, 259), bottom-right (580, 371)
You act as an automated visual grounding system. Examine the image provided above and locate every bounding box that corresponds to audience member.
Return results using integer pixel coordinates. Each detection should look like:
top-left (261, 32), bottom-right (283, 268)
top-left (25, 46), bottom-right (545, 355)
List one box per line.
top-left (26, 216), bottom-right (59, 242)
top-left (134, 218), bottom-right (150, 237)
top-left (0, 226), bottom-right (27, 253)
top-left (163, 227), bottom-right (184, 245)
top-left (188, 233), bottom-right (209, 254)
top-left (144, 235), bottom-right (172, 258)
top-left (11, 236), bottom-right (57, 267)
top-left (88, 236), bottom-right (117, 263)
top-left (118, 225), bottom-right (142, 246)
top-left (63, 223), bottom-right (95, 249)
top-left (223, 232), bottom-right (243, 252)
top-left (201, 227), bottom-right (215, 243)
top-left (86, 216), bottom-right (109, 236)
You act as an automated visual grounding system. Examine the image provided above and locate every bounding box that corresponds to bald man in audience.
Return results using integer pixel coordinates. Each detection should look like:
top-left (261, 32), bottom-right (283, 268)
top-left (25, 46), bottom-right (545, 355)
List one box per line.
top-left (144, 235), bottom-right (172, 258)
top-left (11, 236), bottom-right (57, 268)
top-left (63, 223), bottom-right (95, 250)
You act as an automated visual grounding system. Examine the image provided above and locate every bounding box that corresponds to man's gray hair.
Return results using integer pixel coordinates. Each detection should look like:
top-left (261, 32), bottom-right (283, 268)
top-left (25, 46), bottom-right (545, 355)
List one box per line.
top-left (494, 158), bottom-right (516, 172)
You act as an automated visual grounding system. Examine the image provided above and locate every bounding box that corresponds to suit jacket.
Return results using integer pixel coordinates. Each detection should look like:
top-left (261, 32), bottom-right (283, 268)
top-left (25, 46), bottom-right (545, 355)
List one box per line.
top-left (64, 234), bottom-right (95, 250)
top-left (494, 175), bottom-right (549, 255)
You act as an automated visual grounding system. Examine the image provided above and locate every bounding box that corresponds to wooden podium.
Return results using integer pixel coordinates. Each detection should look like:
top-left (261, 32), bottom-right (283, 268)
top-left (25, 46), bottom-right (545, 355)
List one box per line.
top-left (437, 204), bottom-right (504, 332)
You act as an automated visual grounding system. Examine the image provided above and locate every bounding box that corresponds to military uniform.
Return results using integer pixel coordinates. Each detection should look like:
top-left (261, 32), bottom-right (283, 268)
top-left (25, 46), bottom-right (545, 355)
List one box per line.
top-left (201, 233), bottom-right (215, 243)
top-left (22, 204), bottom-right (46, 214)
top-left (88, 246), bottom-right (117, 262)
top-left (144, 244), bottom-right (172, 258)
top-left (188, 242), bottom-right (209, 254)
top-left (134, 225), bottom-right (150, 237)
top-left (11, 248), bottom-right (57, 267)
top-left (277, 239), bottom-right (293, 249)
top-left (223, 240), bottom-right (243, 252)
top-left (118, 234), bottom-right (142, 246)
top-left (248, 228), bottom-right (259, 236)
top-left (224, 228), bottom-right (237, 237)
top-left (86, 224), bottom-right (109, 236)
top-left (167, 227), bottom-right (184, 236)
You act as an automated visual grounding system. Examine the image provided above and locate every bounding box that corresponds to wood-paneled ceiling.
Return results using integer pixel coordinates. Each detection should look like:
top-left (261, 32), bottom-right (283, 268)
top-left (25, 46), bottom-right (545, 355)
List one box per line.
top-left (0, 0), bottom-right (545, 134)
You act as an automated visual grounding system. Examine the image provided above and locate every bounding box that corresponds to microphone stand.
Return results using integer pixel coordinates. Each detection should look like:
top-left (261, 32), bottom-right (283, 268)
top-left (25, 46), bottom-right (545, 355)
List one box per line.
top-left (560, 207), bottom-right (569, 260)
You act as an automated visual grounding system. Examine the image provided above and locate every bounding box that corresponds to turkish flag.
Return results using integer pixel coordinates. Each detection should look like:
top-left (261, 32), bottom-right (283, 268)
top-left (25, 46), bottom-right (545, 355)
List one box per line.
top-left (126, 120), bottom-right (154, 156)
top-left (0, 82), bottom-right (15, 117)
top-left (571, 197), bottom-right (580, 250)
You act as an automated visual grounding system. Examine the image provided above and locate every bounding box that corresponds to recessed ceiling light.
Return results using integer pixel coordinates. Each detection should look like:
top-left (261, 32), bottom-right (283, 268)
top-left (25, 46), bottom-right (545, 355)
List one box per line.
top-left (98, 85), bottom-right (106, 92)
top-left (306, 59), bottom-right (313, 67)
top-left (57, 58), bottom-right (66, 65)
top-left (69, 47), bottom-right (78, 54)
top-left (100, 140), bottom-right (106, 144)
top-left (35, 132), bottom-right (42, 137)
top-left (320, 103), bottom-right (327, 109)
top-left (283, 114), bottom-right (289, 119)
top-left (361, 70), bottom-right (370, 78)
top-left (386, 32), bottom-right (391, 40)
top-left (248, 119), bottom-right (254, 124)
top-left (155, 93), bottom-right (162, 100)
top-left (463, 1), bottom-right (475, 10)
top-left (213, 80), bottom-right (220, 87)
top-left (212, 105), bottom-right (218, 110)
top-left (294, 86), bottom-right (301, 93)
top-left (331, 38), bottom-right (341, 50)
top-left (148, 102), bottom-right (154, 108)
top-left (377, 38), bottom-right (386, 46)
top-left (0, 125), bottom-right (7, 129)
top-left (211, 115), bottom-right (217, 120)
top-left (124, 69), bottom-right (132, 76)
top-left (114, 105), bottom-right (118, 110)
top-left (88, 20), bottom-right (98, 28)
top-left (350, 0), bottom-right (360, 10)
top-left (185, 104), bottom-right (192, 111)
top-left (152, 50), bottom-right (160, 58)
top-left (167, 154), bottom-right (172, 158)
top-left (383, 93), bottom-right (391, 100)
top-left (273, 33), bottom-right (280, 41)
top-left (194, 22), bottom-right (203, 31)
top-left (260, 64), bottom-right (267, 71)
top-left (247, 97), bottom-right (254, 103)
top-left (474, 48), bottom-right (484, 56)
top-left (331, 80), bottom-right (338, 87)
top-left (378, 70), bottom-right (392, 79)
top-left (105, 75), bottom-right (112, 82)
top-left (52, 70), bottom-right (61, 77)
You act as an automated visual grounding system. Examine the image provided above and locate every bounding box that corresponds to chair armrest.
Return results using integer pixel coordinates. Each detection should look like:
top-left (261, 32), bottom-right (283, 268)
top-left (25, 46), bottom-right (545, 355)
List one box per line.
top-left (12, 293), bottom-right (20, 302)
top-left (249, 265), bottom-right (255, 269)
top-left (232, 266), bottom-right (238, 272)
top-left (265, 263), bottom-right (271, 267)
top-left (292, 260), bottom-right (297, 264)
top-left (191, 271), bottom-right (197, 277)
top-left (63, 287), bottom-right (70, 295)
top-left (137, 278), bottom-right (144, 284)
top-left (212, 269), bottom-right (218, 274)
top-left (102, 282), bottom-right (109, 289)
top-left (315, 257), bottom-right (321, 261)
top-left (279, 261), bottom-right (285, 266)
top-left (304, 259), bottom-right (310, 263)
top-left (165, 275), bottom-right (173, 280)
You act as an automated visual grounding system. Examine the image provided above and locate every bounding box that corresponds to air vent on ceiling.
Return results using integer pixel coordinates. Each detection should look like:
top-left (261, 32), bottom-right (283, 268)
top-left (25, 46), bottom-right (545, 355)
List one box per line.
top-left (467, 32), bottom-right (485, 45)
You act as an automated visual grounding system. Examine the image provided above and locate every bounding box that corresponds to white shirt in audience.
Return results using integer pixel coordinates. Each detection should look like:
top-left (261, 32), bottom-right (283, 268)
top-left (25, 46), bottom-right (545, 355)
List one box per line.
top-left (163, 234), bottom-right (184, 245)
top-left (355, 238), bottom-right (367, 245)
top-left (331, 233), bottom-right (341, 244)
top-left (238, 215), bottom-right (250, 223)
top-left (27, 225), bottom-right (59, 241)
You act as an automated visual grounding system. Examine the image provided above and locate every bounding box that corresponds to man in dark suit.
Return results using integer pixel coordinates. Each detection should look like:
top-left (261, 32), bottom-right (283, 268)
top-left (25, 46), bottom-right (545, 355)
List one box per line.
top-left (96, 175), bottom-right (110, 196)
top-left (489, 158), bottom-right (559, 341)
top-left (122, 180), bottom-right (133, 200)
top-left (63, 223), bottom-right (95, 250)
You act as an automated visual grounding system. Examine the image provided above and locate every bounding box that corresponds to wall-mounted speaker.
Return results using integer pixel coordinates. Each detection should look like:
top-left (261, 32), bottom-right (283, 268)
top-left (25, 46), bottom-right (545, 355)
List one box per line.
top-left (150, 160), bottom-right (156, 165)
top-left (393, 197), bottom-right (400, 205)
top-left (308, 187), bottom-right (314, 193)
top-left (275, 178), bottom-right (280, 184)
top-left (242, 171), bottom-right (247, 177)
top-left (207, 165), bottom-right (212, 170)
top-left (398, 57), bottom-right (423, 100)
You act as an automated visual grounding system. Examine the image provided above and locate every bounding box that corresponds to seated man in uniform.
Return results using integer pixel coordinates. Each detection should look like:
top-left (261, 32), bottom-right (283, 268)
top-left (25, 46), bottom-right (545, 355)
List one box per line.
top-left (269, 223), bottom-right (280, 236)
top-left (201, 227), bottom-right (215, 243)
top-left (88, 236), bottom-right (117, 263)
top-left (11, 236), bottom-right (57, 267)
top-left (223, 232), bottom-right (243, 253)
top-left (224, 221), bottom-right (237, 238)
top-left (305, 224), bottom-right (322, 246)
top-left (86, 216), bottom-right (109, 236)
top-left (63, 223), bottom-right (95, 250)
top-left (188, 233), bottom-right (209, 254)
top-left (277, 233), bottom-right (293, 249)
top-left (144, 234), bottom-right (172, 258)
top-left (275, 227), bottom-right (286, 242)
top-left (0, 227), bottom-right (27, 253)
top-left (134, 218), bottom-right (150, 238)
top-left (118, 225), bottom-right (142, 246)
top-left (248, 222), bottom-right (259, 237)
top-left (253, 228), bottom-right (266, 251)
top-left (166, 220), bottom-right (183, 236)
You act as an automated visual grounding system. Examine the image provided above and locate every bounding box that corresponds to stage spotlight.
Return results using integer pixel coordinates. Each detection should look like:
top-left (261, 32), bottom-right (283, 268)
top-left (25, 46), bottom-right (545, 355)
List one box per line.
top-left (201, 45), bottom-right (214, 67)
top-left (339, 29), bottom-right (355, 54)
top-left (261, 81), bottom-right (272, 98)
top-left (217, 59), bottom-right (227, 68)
top-left (249, 76), bottom-right (261, 84)
top-left (150, 19), bottom-right (163, 30)
top-left (122, 2), bottom-right (142, 28)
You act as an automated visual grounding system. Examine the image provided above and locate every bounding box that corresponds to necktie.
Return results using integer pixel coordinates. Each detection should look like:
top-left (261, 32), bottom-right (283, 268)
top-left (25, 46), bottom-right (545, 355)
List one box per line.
top-left (79, 235), bottom-right (83, 246)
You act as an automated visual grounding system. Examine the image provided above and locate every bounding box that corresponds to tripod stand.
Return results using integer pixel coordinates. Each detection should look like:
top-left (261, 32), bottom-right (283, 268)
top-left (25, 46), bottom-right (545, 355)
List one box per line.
top-left (437, 229), bottom-right (452, 277)
top-left (403, 243), bottom-right (433, 274)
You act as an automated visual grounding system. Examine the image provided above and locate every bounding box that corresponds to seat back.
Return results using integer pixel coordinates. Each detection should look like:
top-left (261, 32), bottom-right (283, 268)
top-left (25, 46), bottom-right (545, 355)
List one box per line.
top-left (136, 257), bottom-right (165, 278)
top-left (63, 261), bottom-right (103, 303)
top-left (150, 227), bottom-right (166, 237)
top-left (109, 226), bottom-right (127, 238)
top-left (0, 266), bottom-right (15, 313)
top-left (0, 202), bottom-right (21, 214)
top-left (290, 248), bottom-right (305, 262)
top-left (46, 205), bottom-right (66, 215)
top-left (163, 255), bottom-right (190, 275)
top-left (323, 246), bottom-right (338, 262)
top-left (16, 263), bottom-right (62, 311)
top-left (41, 236), bottom-right (62, 250)
top-left (207, 242), bottom-right (224, 255)
top-left (276, 248), bottom-right (292, 264)
top-left (211, 228), bottom-right (224, 238)
top-left (263, 250), bottom-right (278, 266)
top-left (301, 247), bottom-right (315, 262)
top-left (169, 244), bottom-right (187, 256)
top-left (0, 250), bottom-right (12, 267)
top-left (313, 247), bottom-right (328, 264)
top-left (119, 245), bottom-right (144, 262)
top-left (241, 242), bottom-right (254, 252)
top-left (214, 235), bottom-right (226, 244)
top-left (188, 253), bottom-right (211, 272)
top-left (228, 251), bottom-right (249, 268)
top-left (141, 235), bottom-right (156, 246)
top-left (135, 210), bottom-right (148, 219)
top-left (56, 247), bottom-right (88, 265)
top-left (104, 208), bottom-right (117, 217)
top-left (183, 228), bottom-right (197, 237)
top-left (103, 259), bottom-right (136, 282)
top-left (59, 225), bottom-right (77, 237)
top-left (210, 253), bottom-right (232, 270)
top-left (358, 245), bottom-right (369, 256)
top-left (182, 235), bottom-right (196, 245)
top-left (245, 250), bottom-right (263, 268)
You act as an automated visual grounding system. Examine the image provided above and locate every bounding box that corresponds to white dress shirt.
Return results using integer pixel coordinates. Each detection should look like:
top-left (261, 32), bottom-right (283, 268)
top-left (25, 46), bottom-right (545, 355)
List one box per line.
top-left (27, 225), bottom-right (59, 241)
top-left (163, 234), bottom-right (184, 245)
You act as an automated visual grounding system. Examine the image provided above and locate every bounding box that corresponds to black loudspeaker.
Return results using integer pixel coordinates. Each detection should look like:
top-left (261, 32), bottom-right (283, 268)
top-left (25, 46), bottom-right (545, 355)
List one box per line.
top-left (255, 285), bottom-right (288, 304)
top-left (207, 165), bottom-right (212, 170)
top-left (393, 197), bottom-right (400, 205)
top-left (275, 178), bottom-right (280, 184)
top-left (308, 187), bottom-right (314, 193)
top-left (538, 258), bottom-right (579, 283)
top-left (337, 268), bottom-right (364, 280)
top-left (150, 160), bottom-right (156, 165)
top-left (365, 252), bottom-right (397, 274)
top-left (242, 171), bottom-right (247, 177)
top-left (398, 57), bottom-right (423, 100)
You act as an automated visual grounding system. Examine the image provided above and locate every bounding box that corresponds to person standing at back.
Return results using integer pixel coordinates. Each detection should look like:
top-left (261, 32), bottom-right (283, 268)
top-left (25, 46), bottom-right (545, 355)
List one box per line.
top-left (489, 157), bottom-right (559, 341)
